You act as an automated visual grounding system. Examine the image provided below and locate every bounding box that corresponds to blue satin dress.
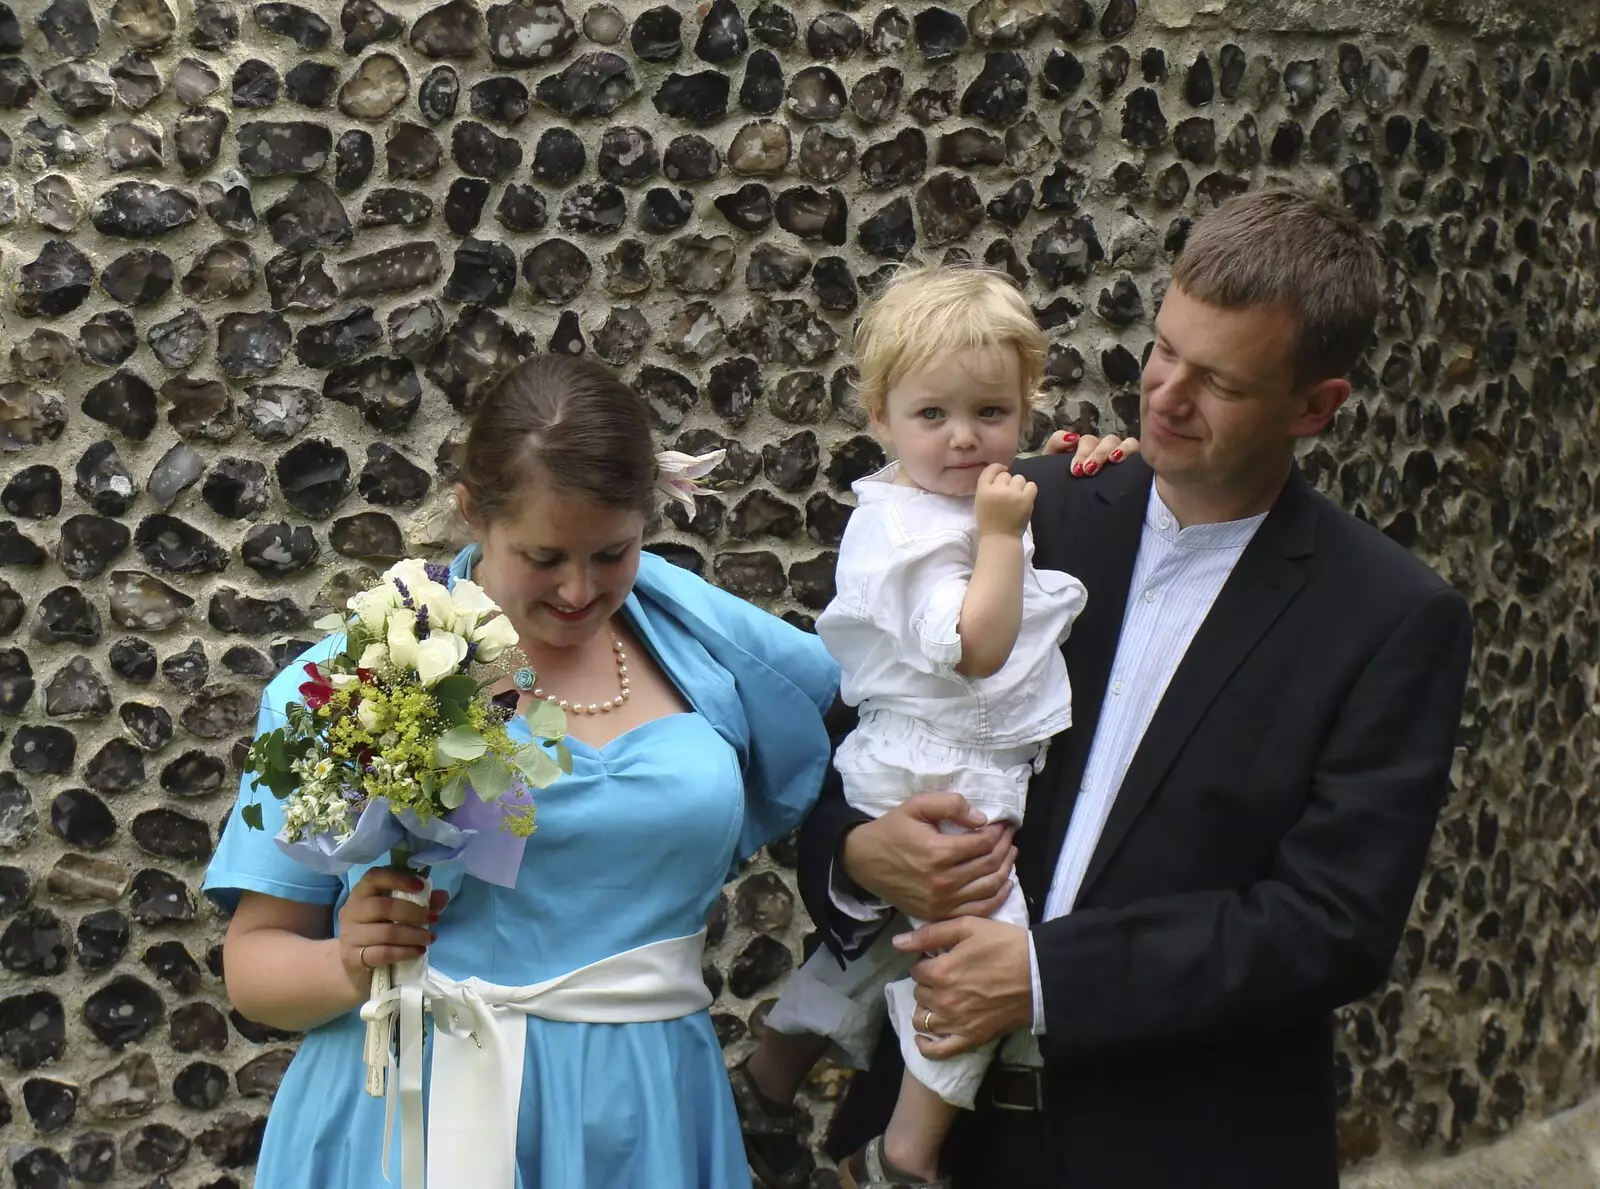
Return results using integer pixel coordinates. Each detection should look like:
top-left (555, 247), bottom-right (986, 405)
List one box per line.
top-left (203, 550), bottom-right (840, 1188)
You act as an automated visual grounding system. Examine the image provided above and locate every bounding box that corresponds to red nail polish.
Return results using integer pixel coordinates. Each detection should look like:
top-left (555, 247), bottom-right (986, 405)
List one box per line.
top-left (1063, 432), bottom-right (1079, 443)
top-left (1085, 461), bottom-right (1098, 475)
top-left (1111, 449), bottom-right (1124, 462)
top-left (429, 931), bottom-right (437, 942)
top-left (428, 912), bottom-right (440, 923)
top-left (1072, 463), bottom-right (1083, 475)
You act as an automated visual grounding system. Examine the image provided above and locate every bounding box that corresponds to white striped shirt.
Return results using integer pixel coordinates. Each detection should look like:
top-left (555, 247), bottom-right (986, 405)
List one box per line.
top-left (1029, 482), bottom-right (1265, 1032)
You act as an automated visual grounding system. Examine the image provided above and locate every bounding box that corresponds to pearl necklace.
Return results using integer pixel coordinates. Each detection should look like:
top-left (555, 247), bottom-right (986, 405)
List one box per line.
top-left (514, 633), bottom-right (631, 716)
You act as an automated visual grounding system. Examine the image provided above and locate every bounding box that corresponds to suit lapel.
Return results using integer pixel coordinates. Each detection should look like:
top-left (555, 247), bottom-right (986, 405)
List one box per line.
top-left (1017, 462), bottom-right (1151, 910)
top-left (1071, 469), bottom-right (1318, 907)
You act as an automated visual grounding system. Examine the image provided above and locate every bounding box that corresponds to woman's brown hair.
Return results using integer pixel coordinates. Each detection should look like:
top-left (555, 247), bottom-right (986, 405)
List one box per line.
top-left (460, 355), bottom-right (658, 525)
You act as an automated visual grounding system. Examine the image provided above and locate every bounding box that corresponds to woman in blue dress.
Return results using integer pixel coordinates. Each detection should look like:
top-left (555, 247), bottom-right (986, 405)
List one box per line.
top-left (203, 355), bottom-right (841, 1188)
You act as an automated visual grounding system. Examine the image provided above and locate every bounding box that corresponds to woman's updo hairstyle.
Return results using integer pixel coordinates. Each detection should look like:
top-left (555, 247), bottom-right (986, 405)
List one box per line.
top-left (460, 355), bottom-right (658, 525)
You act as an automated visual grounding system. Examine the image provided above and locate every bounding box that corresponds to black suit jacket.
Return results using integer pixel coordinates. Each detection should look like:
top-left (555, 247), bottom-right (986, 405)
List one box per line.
top-left (797, 455), bottom-right (1474, 1189)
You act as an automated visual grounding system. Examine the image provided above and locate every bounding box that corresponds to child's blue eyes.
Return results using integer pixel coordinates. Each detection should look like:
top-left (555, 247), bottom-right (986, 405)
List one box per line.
top-left (917, 408), bottom-right (1008, 420)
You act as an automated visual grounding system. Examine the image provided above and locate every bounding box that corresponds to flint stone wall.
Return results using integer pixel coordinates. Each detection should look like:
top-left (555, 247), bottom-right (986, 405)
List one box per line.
top-left (0, 0), bottom-right (1595, 1182)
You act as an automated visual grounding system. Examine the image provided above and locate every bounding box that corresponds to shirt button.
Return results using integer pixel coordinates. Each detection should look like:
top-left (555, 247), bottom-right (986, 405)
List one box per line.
top-left (1112, 680), bottom-right (1123, 695)
top-left (1159, 515), bottom-right (1171, 529)
top-left (1143, 589), bottom-right (1157, 603)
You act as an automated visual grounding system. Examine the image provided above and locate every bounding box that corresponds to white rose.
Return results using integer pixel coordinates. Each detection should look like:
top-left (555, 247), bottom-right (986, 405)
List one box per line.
top-left (387, 612), bottom-right (420, 671)
top-left (358, 642), bottom-right (388, 671)
top-left (471, 613), bottom-right (520, 664)
top-left (415, 631), bottom-right (470, 686)
top-left (356, 700), bottom-right (383, 732)
top-left (447, 579), bottom-right (499, 636)
top-left (384, 560), bottom-right (455, 632)
top-left (348, 583), bottom-right (402, 627)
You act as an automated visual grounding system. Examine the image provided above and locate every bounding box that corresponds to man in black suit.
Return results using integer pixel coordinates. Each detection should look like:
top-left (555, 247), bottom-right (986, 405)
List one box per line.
top-left (795, 189), bottom-right (1475, 1188)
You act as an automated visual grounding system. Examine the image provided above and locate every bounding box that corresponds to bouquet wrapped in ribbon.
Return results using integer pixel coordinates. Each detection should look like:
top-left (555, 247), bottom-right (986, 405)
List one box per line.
top-left (241, 558), bottom-right (570, 1094)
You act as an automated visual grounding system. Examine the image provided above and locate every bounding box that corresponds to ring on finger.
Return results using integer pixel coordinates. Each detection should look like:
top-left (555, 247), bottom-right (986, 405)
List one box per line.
top-left (359, 944), bottom-right (373, 969)
top-left (920, 1008), bottom-right (935, 1035)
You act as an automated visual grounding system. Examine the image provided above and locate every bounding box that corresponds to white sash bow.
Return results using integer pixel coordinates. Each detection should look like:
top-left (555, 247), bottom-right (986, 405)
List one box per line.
top-left (360, 928), bottom-right (713, 1189)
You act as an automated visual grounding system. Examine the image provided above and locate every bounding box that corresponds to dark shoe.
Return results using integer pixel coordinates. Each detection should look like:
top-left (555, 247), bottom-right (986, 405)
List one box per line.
top-left (730, 1060), bottom-right (816, 1189)
top-left (837, 1136), bottom-right (951, 1189)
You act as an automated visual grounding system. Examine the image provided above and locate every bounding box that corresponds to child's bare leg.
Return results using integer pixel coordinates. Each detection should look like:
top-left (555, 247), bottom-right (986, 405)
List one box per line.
top-left (881, 1069), bottom-right (959, 1181)
top-left (746, 1030), bottom-right (832, 1105)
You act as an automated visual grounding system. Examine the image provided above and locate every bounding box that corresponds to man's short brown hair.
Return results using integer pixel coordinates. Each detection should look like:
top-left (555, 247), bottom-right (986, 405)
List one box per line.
top-left (1171, 189), bottom-right (1383, 388)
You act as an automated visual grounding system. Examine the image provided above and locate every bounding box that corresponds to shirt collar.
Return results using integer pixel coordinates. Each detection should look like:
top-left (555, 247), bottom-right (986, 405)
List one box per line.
top-left (1146, 484), bottom-right (1267, 550)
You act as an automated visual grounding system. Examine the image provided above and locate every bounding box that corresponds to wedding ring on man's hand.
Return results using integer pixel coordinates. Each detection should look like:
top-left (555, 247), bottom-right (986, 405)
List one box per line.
top-left (359, 944), bottom-right (373, 969)
top-left (920, 1008), bottom-right (936, 1035)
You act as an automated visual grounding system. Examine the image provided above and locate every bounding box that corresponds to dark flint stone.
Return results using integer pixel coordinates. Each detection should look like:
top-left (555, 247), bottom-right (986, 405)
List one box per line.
top-left (1121, 86), bottom-right (1168, 147)
top-left (444, 238), bottom-right (517, 304)
top-left (31, 589), bottom-right (101, 646)
top-left (1099, 45), bottom-right (1130, 96)
top-left (858, 195), bottom-right (916, 258)
top-left (1059, 97), bottom-right (1101, 155)
top-left (237, 1048), bottom-right (294, 1099)
top-left (452, 120), bottom-right (522, 178)
top-left (1154, 161), bottom-right (1188, 205)
top-left (201, 173), bottom-right (257, 233)
top-left (0, 991), bottom-right (65, 1069)
top-left (913, 7), bottom-right (965, 59)
top-left (342, 0), bottom-right (402, 52)
top-left (549, 311), bottom-right (585, 356)
top-left (1100, 0), bottom-right (1136, 37)
top-left (17, 240), bottom-right (94, 318)
top-left (385, 121), bottom-right (443, 179)
top-left (851, 65), bottom-right (901, 123)
top-left (0, 866), bottom-right (31, 913)
top-left (1038, 161), bottom-right (1087, 210)
top-left (862, 127), bottom-right (927, 188)
top-left (471, 76), bottom-right (530, 123)
top-left (109, 638), bottom-right (158, 683)
top-left (231, 57), bottom-right (279, 107)
top-left (496, 179), bottom-right (555, 226)
top-left (44, 656), bottom-right (112, 718)
top-left (636, 366), bottom-right (699, 430)
top-left (17, 115), bottom-right (94, 168)
top-left (39, 0), bottom-right (99, 55)
top-left (3, 467), bottom-right (61, 519)
top-left (774, 186), bottom-right (847, 244)
top-left (84, 976), bottom-right (164, 1052)
top-left (1195, 170), bottom-right (1248, 207)
top-left (987, 177), bottom-right (1034, 227)
top-left (869, 5), bottom-right (907, 54)
top-left (82, 741), bottom-right (141, 801)
top-left (121, 1121), bottom-right (191, 1177)
top-left (135, 514), bottom-right (228, 574)
top-left (216, 311), bottom-right (291, 378)
top-left (769, 372), bottom-right (826, 422)
top-left (424, 307), bottom-right (536, 408)
top-left (147, 443), bottom-right (205, 508)
top-left (797, 126), bottom-right (854, 182)
top-left (749, 1), bottom-right (795, 46)
top-left (143, 941), bottom-right (202, 996)
top-left (787, 65), bottom-right (845, 120)
top-left (265, 253), bottom-right (338, 311)
top-left (284, 60), bottom-right (338, 107)
top-left (78, 912), bottom-right (128, 970)
top-left (359, 444), bottom-right (430, 505)
top-left (276, 439), bottom-right (351, 517)
top-left (581, 2), bottom-right (622, 43)
top-left (697, 0), bottom-right (747, 61)
top-left (160, 375), bottom-right (238, 441)
top-left (560, 184), bottom-right (627, 235)
top-left (1037, 49), bottom-right (1085, 102)
top-left (108, 571), bottom-right (195, 632)
top-left (1028, 215), bottom-right (1103, 285)
top-left (654, 70), bottom-right (730, 125)
top-left (662, 233), bottom-right (737, 291)
top-left (790, 553), bottom-right (836, 609)
top-left (330, 512), bottom-right (404, 561)
top-left (264, 179), bottom-right (352, 251)
top-left (387, 301), bottom-right (447, 359)
top-left (50, 789), bottom-right (117, 850)
top-left (409, 0), bottom-right (481, 57)
top-left (532, 127), bottom-right (585, 183)
top-left (1309, 109), bottom-right (1341, 163)
top-left (221, 645), bottom-right (273, 677)
top-left (2, 908), bottom-right (68, 976)
top-left (32, 174), bottom-right (85, 234)
top-left (102, 249), bottom-right (173, 306)
top-left (43, 61), bottom-right (114, 116)
top-left (808, 256), bottom-right (856, 313)
top-left (10, 334), bottom-right (75, 383)
top-left (536, 52), bottom-right (635, 117)
top-left (132, 807), bottom-right (213, 860)
top-left (241, 522), bottom-right (319, 576)
top-left (826, 436), bottom-right (887, 491)
top-left (21, 1077), bottom-right (75, 1135)
top-left (807, 11), bottom-right (860, 60)
top-left (962, 51), bottom-right (1030, 124)
top-left (917, 172), bottom-right (983, 243)
top-left (450, 177), bottom-right (495, 233)
top-left (486, 0), bottom-right (577, 66)
top-left (639, 188), bottom-right (695, 234)
top-left (201, 458), bottom-right (270, 520)
top-left (741, 49), bottom-right (784, 113)
top-left (335, 129), bottom-right (375, 191)
top-left (593, 308), bottom-right (651, 366)
top-left (728, 120), bottom-right (791, 174)
top-left (1222, 114), bottom-right (1260, 167)
top-left (183, 239), bottom-right (258, 303)
top-left (0, 523), bottom-right (47, 567)
top-left (1173, 116), bottom-right (1216, 163)
top-left (0, 580), bottom-right (23, 635)
top-left (763, 430), bottom-right (820, 490)
top-left (175, 1061), bottom-right (230, 1109)
top-left (745, 243), bottom-right (810, 292)
top-left (121, 701), bottom-right (174, 751)
top-left (632, 5), bottom-right (681, 60)
top-left (358, 188), bottom-right (432, 228)
top-left (0, 648), bottom-right (32, 714)
top-left (599, 125), bottom-right (659, 184)
top-left (729, 299), bottom-right (838, 364)
top-left (0, 774), bottom-right (39, 847)
top-left (58, 516), bottom-right (131, 580)
top-left (162, 641), bottom-right (208, 694)
top-left (601, 239), bottom-right (652, 296)
top-left (714, 553), bottom-right (787, 603)
top-left (67, 1132), bottom-right (114, 1182)
top-left (0, 58), bottom-right (38, 108)
top-left (715, 183), bottom-right (773, 231)
top-left (806, 490), bottom-right (852, 544)
top-left (336, 243), bottom-right (443, 297)
top-left (665, 302), bottom-right (726, 361)
top-left (253, 0), bottom-right (329, 48)
top-left (131, 868), bottom-right (194, 923)
top-left (325, 358), bottom-right (422, 428)
top-left (1268, 120), bottom-right (1301, 166)
top-left (420, 64), bottom-right (460, 122)
top-left (195, 1112), bottom-right (267, 1167)
top-left (207, 588), bottom-right (309, 636)
top-left (297, 308), bottom-right (382, 368)
top-left (160, 749), bottom-right (227, 797)
top-left (523, 239), bottom-right (592, 303)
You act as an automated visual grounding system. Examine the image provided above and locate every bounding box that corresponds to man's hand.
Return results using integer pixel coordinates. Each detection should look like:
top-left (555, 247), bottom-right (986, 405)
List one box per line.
top-left (974, 465), bottom-right (1037, 537)
top-left (1044, 431), bottom-right (1140, 476)
top-left (894, 917), bottom-right (1034, 1057)
top-left (838, 793), bottom-right (1016, 922)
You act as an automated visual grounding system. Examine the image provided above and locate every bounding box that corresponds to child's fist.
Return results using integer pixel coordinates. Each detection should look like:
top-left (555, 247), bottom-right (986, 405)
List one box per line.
top-left (974, 464), bottom-right (1036, 536)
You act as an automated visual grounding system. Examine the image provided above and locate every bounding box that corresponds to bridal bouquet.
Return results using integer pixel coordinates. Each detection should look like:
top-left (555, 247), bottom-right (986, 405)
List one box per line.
top-left (241, 557), bottom-right (571, 1093)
